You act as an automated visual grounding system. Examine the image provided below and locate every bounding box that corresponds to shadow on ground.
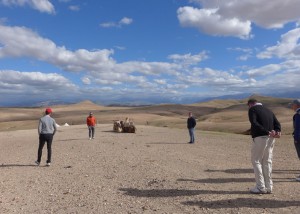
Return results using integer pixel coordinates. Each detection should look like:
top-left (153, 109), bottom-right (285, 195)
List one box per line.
top-left (182, 198), bottom-right (300, 209)
top-left (205, 168), bottom-right (299, 175)
top-left (177, 178), bottom-right (253, 183)
top-left (119, 188), bottom-right (249, 197)
top-left (120, 188), bottom-right (300, 209)
top-left (0, 164), bottom-right (36, 167)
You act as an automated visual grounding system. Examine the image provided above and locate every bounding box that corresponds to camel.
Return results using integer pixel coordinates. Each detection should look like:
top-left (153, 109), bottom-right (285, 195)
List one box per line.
top-left (113, 118), bottom-right (136, 133)
top-left (113, 120), bottom-right (123, 132)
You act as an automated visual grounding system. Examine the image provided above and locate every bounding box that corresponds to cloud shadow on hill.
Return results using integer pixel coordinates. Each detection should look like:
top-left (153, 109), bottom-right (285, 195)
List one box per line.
top-left (182, 198), bottom-right (300, 209)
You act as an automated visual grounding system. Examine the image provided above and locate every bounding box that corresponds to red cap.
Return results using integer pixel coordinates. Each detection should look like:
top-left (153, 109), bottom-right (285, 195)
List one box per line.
top-left (45, 108), bottom-right (52, 114)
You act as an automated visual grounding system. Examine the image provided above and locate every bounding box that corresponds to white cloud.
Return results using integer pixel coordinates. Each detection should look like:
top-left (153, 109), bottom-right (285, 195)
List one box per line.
top-left (0, 24), bottom-right (190, 89)
top-left (116, 61), bottom-right (180, 76)
top-left (99, 22), bottom-right (116, 28)
top-left (246, 64), bottom-right (281, 77)
top-left (69, 5), bottom-right (80, 11)
top-left (178, 0), bottom-right (300, 38)
top-left (0, 22), bottom-right (300, 105)
top-left (114, 46), bottom-right (126, 50)
top-left (81, 77), bottom-right (91, 85)
top-left (92, 72), bottom-right (147, 85)
top-left (177, 6), bottom-right (251, 39)
top-left (257, 28), bottom-right (300, 59)
top-left (0, 0), bottom-right (55, 14)
top-left (228, 47), bottom-right (254, 61)
top-left (182, 67), bottom-right (245, 87)
top-left (154, 79), bottom-right (167, 85)
top-left (0, 70), bottom-right (77, 94)
top-left (100, 17), bottom-right (133, 28)
top-left (243, 68), bottom-right (300, 93)
top-left (168, 51), bottom-right (208, 66)
top-left (215, 0), bottom-right (300, 29)
top-left (119, 17), bottom-right (133, 25)
top-left (0, 24), bottom-right (115, 72)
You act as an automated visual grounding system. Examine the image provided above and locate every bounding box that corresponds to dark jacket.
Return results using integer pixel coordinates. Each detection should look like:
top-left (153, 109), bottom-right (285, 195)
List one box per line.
top-left (293, 108), bottom-right (300, 142)
top-left (248, 104), bottom-right (281, 138)
top-left (187, 117), bottom-right (196, 129)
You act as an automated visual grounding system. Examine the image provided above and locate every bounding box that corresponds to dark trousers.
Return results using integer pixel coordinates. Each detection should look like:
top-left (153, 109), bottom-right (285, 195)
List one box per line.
top-left (88, 126), bottom-right (95, 138)
top-left (37, 134), bottom-right (53, 163)
top-left (295, 141), bottom-right (300, 159)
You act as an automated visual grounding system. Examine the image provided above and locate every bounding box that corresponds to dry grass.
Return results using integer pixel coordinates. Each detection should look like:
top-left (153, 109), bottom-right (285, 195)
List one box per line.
top-left (0, 95), bottom-right (295, 134)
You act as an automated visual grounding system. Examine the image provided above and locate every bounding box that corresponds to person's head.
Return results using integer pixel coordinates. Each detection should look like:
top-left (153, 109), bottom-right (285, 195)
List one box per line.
top-left (89, 112), bottom-right (93, 117)
top-left (45, 108), bottom-right (52, 115)
top-left (247, 98), bottom-right (257, 108)
top-left (188, 112), bottom-right (192, 117)
top-left (290, 99), bottom-right (300, 111)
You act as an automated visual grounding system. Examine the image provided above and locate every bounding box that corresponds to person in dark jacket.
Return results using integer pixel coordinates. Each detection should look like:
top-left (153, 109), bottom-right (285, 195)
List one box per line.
top-left (290, 99), bottom-right (300, 181)
top-left (187, 112), bottom-right (197, 144)
top-left (247, 99), bottom-right (281, 194)
top-left (36, 108), bottom-right (57, 166)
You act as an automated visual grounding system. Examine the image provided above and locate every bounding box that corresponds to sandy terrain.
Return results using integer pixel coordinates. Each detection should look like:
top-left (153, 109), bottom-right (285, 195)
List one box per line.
top-left (1, 124), bottom-right (300, 214)
top-left (0, 96), bottom-right (295, 135)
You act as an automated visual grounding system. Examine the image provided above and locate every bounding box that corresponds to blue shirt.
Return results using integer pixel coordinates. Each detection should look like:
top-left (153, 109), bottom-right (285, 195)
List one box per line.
top-left (293, 108), bottom-right (300, 142)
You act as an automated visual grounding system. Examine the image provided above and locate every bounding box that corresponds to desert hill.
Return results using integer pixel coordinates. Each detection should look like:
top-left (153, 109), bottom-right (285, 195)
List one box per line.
top-left (0, 95), bottom-right (295, 134)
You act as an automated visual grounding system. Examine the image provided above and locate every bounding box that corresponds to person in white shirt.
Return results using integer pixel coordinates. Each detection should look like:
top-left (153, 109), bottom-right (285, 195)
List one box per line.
top-left (35, 108), bottom-right (57, 166)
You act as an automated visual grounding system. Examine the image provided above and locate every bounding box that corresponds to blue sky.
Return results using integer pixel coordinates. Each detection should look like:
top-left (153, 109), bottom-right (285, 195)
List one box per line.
top-left (0, 0), bottom-right (300, 106)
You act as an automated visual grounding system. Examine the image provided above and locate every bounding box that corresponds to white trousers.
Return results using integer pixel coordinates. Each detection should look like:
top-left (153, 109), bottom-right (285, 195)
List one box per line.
top-left (251, 136), bottom-right (275, 191)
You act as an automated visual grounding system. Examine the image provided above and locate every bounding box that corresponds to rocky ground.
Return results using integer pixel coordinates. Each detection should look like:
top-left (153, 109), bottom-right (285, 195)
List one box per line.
top-left (0, 124), bottom-right (299, 214)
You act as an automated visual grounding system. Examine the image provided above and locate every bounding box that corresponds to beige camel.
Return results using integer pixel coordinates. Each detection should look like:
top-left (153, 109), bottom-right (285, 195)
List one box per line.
top-left (113, 118), bottom-right (136, 133)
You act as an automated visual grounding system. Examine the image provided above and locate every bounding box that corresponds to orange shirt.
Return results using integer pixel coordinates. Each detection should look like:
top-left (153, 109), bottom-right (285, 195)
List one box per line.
top-left (86, 116), bottom-right (96, 126)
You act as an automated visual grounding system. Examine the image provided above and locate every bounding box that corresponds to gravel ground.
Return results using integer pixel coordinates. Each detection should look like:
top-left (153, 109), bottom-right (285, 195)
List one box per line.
top-left (0, 124), bottom-right (300, 214)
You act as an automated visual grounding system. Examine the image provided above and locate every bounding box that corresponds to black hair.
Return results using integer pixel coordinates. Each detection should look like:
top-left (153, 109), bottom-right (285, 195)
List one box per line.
top-left (247, 98), bottom-right (257, 105)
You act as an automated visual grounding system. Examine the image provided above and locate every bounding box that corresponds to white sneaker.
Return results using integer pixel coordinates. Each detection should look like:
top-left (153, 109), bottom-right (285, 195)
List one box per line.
top-left (296, 176), bottom-right (300, 182)
top-left (89, 137), bottom-right (92, 140)
top-left (250, 187), bottom-right (267, 194)
top-left (35, 161), bottom-right (40, 166)
top-left (266, 188), bottom-right (272, 194)
top-left (46, 163), bottom-right (51, 166)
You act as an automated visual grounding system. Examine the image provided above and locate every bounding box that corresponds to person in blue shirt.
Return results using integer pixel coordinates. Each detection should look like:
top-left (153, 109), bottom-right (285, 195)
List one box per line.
top-left (187, 112), bottom-right (196, 144)
top-left (290, 99), bottom-right (300, 182)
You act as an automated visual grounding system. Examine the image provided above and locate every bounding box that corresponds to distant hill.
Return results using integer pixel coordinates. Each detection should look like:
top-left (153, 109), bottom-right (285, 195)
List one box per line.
top-left (0, 95), bottom-right (295, 135)
top-left (3, 91), bottom-right (299, 107)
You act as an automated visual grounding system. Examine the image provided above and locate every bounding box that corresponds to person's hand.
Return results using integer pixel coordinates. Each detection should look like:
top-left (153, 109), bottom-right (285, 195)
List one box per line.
top-left (274, 131), bottom-right (281, 138)
top-left (269, 130), bottom-right (276, 137)
top-left (269, 130), bottom-right (281, 138)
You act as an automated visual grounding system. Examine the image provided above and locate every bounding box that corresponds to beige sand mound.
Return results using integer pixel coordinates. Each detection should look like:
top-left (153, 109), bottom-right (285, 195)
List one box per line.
top-left (0, 124), bottom-right (299, 213)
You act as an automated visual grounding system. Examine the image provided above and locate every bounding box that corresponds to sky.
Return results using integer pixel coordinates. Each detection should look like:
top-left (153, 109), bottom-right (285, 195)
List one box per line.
top-left (0, 0), bottom-right (300, 106)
